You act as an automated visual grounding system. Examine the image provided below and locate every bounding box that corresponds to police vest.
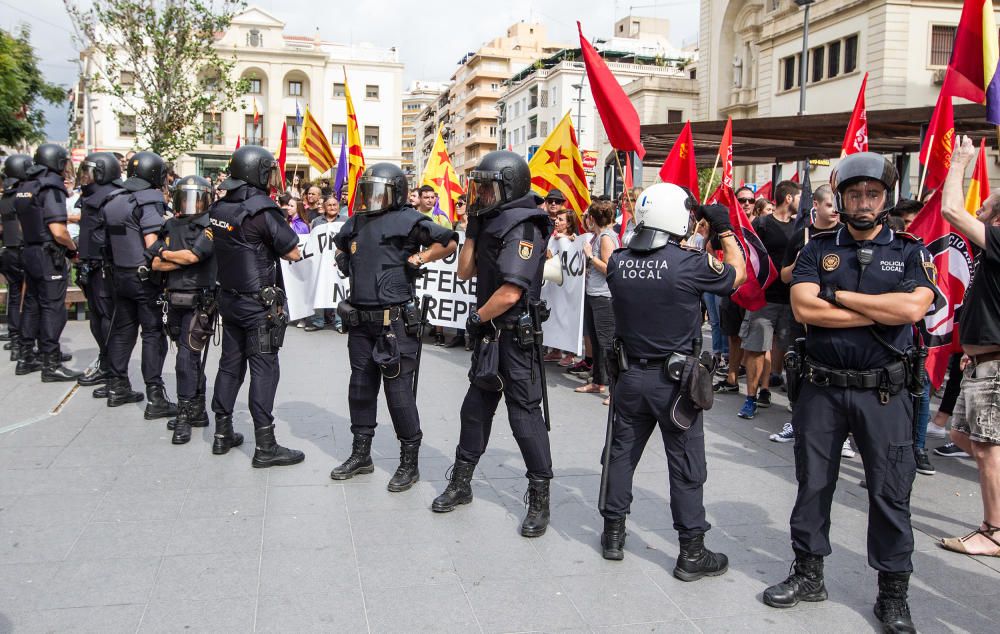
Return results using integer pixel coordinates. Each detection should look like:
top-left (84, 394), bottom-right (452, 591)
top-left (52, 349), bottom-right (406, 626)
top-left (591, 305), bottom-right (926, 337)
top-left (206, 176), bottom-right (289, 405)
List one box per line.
top-left (162, 213), bottom-right (216, 291)
top-left (0, 180), bottom-right (23, 248)
top-left (209, 189), bottom-right (280, 293)
top-left (104, 188), bottom-right (163, 268)
top-left (475, 202), bottom-right (550, 315)
top-left (341, 208), bottom-right (427, 306)
top-left (77, 183), bottom-right (124, 261)
top-left (14, 171), bottom-right (64, 244)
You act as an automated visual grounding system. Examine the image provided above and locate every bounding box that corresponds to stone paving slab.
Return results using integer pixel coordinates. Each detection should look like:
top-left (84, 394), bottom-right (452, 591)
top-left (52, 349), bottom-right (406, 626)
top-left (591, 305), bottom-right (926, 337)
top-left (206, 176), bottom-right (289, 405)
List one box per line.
top-left (0, 321), bottom-right (997, 633)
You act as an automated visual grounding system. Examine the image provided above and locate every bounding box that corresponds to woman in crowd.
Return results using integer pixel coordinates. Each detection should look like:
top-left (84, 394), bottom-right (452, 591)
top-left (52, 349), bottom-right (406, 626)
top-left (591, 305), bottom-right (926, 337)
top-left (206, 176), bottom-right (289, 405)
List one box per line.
top-left (544, 209), bottom-right (580, 367)
top-left (751, 198), bottom-right (774, 220)
top-left (288, 199), bottom-right (311, 235)
top-left (575, 200), bottom-right (619, 406)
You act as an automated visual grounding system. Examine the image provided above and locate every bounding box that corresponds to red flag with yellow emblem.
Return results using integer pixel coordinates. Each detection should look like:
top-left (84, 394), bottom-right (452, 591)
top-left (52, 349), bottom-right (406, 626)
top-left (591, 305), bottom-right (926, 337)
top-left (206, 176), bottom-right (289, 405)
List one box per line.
top-left (658, 121), bottom-right (699, 202)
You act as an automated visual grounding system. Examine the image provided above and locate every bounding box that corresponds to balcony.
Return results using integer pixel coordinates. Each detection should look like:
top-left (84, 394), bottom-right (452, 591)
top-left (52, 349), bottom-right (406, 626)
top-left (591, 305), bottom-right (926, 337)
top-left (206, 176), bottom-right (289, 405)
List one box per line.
top-left (464, 104), bottom-right (498, 123)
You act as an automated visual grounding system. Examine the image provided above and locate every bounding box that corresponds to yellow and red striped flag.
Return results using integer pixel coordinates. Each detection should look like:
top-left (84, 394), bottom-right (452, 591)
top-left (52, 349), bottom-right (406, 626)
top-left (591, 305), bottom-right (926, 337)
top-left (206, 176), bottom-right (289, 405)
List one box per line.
top-left (420, 124), bottom-right (464, 223)
top-left (965, 137), bottom-right (991, 214)
top-left (528, 111), bottom-right (591, 218)
top-left (343, 68), bottom-right (366, 215)
top-left (298, 106), bottom-right (336, 174)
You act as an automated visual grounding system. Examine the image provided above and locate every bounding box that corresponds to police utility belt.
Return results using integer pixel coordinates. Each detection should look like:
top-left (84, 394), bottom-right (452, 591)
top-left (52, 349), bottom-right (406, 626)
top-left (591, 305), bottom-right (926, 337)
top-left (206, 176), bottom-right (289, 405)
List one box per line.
top-left (803, 358), bottom-right (907, 403)
top-left (337, 300), bottom-right (422, 336)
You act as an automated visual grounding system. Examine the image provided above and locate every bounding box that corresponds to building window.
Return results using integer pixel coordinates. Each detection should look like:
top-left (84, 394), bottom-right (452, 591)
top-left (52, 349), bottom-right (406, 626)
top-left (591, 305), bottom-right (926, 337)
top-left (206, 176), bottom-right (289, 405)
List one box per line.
top-left (489, 125), bottom-right (498, 137)
top-left (828, 40), bottom-right (841, 78)
top-left (364, 125), bottom-right (380, 147)
top-left (202, 113), bottom-right (222, 145)
top-left (119, 114), bottom-right (137, 138)
top-left (285, 116), bottom-right (301, 146)
top-left (538, 121), bottom-right (547, 137)
top-left (513, 101), bottom-right (520, 118)
top-left (331, 124), bottom-right (347, 145)
top-left (365, 84), bottom-right (379, 100)
top-left (247, 78), bottom-right (261, 94)
top-left (288, 80), bottom-right (302, 96)
top-left (781, 55), bottom-right (797, 91)
top-left (667, 109), bottom-right (683, 123)
top-left (844, 35), bottom-right (859, 73)
top-left (540, 89), bottom-right (548, 108)
top-left (528, 116), bottom-right (538, 138)
top-left (333, 83), bottom-right (346, 98)
top-left (529, 86), bottom-right (538, 110)
top-left (930, 25), bottom-right (957, 66)
top-left (811, 46), bottom-right (825, 83)
top-left (120, 71), bottom-right (135, 86)
top-left (499, 129), bottom-right (507, 147)
top-left (244, 115), bottom-right (263, 145)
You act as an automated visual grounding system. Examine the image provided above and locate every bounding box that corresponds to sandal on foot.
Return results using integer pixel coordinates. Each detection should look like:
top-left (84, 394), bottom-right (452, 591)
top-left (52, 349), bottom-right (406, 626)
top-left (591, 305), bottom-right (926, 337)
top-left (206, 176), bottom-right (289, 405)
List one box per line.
top-left (940, 521), bottom-right (1000, 557)
top-left (574, 383), bottom-right (605, 394)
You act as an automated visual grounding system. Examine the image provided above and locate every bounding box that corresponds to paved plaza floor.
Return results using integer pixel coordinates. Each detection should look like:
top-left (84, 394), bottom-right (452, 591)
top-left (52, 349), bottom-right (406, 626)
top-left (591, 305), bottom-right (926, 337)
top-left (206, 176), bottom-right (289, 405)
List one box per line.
top-left (0, 321), bottom-right (998, 633)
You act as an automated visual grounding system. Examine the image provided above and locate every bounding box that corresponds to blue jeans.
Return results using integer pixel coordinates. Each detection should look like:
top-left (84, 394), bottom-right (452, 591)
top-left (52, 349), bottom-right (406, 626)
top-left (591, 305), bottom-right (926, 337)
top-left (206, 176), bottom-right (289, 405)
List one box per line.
top-left (703, 293), bottom-right (728, 355)
top-left (915, 382), bottom-right (931, 449)
top-left (311, 308), bottom-right (340, 329)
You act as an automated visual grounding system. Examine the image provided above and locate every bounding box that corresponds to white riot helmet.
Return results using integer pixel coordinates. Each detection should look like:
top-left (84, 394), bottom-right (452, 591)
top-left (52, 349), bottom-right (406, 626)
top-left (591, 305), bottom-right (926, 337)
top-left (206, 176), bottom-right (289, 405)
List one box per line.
top-left (630, 183), bottom-right (696, 252)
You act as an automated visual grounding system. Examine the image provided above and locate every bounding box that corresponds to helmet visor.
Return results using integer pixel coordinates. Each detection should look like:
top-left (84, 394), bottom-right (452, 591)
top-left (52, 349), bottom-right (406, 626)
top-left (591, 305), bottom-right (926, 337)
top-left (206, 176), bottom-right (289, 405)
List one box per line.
top-left (467, 170), bottom-right (504, 216)
top-left (357, 176), bottom-right (396, 214)
top-left (266, 164), bottom-right (283, 192)
top-left (76, 162), bottom-right (98, 188)
top-left (172, 185), bottom-right (212, 215)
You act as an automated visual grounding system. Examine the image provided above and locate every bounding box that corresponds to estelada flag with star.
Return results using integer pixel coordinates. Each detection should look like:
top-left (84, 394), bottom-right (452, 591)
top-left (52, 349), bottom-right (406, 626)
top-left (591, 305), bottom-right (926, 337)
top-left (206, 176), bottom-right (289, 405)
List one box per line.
top-left (343, 67), bottom-right (366, 215)
top-left (658, 121), bottom-right (699, 202)
top-left (528, 111), bottom-right (591, 217)
top-left (420, 124), bottom-right (464, 223)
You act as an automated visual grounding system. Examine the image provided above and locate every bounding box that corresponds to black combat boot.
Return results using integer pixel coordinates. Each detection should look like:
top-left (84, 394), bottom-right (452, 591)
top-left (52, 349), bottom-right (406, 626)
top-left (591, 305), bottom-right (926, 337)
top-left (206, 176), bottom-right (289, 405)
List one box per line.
top-left (330, 434), bottom-right (374, 480)
top-left (188, 394), bottom-right (210, 427)
top-left (211, 414), bottom-right (244, 455)
top-left (14, 343), bottom-right (41, 375)
top-left (143, 384), bottom-right (177, 420)
top-left (520, 478), bottom-right (550, 537)
top-left (60, 351), bottom-right (72, 362)
top-left (93, 384), bottom-right (109, 398)
top-left (874, 572), bottom-right (916, 633)
top-left (0, 332), bottom-right (10, 341)
top-left (386, 439), bottom-right (420, 492)
top-left (8, 336), bottom-right (22, 361)
top-left (674, 533), bottom-right (729, 581)
top-left (171, 398), bottom-right (194, 445)
top-left (431, 459), bottom-right (476, 512)
top-left (106, 378), bottom-right (144, 407)
top-left (252, 424), bottom-right (305, 468)
top-left (41, 351), bottom-right (82, 383)
top-left (762, 551), bottom-right (828, 608)
top-left (601, 517), bottom-right (627, 560)
top-left (77, 358), bottom-right (109, 386)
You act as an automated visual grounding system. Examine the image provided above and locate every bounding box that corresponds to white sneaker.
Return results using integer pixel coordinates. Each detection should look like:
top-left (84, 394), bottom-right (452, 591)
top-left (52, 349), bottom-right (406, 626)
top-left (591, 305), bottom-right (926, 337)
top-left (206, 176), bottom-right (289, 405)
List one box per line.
top-left (926, 424), bottom-right (947, 439)
top-left (769, 422), bottom-right (795, 443)
top-left (841, 439), bottom-right (856, 459)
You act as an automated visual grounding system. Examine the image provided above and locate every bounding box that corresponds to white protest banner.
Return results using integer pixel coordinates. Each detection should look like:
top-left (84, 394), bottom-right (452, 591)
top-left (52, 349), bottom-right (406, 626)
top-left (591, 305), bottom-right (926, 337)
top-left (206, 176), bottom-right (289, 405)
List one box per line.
top-left (414, 231), bottom-right (477, 329)
top-left (280, 222), bottom-right (345, 321)
top-left (540, 233), bottom-right (590, 355)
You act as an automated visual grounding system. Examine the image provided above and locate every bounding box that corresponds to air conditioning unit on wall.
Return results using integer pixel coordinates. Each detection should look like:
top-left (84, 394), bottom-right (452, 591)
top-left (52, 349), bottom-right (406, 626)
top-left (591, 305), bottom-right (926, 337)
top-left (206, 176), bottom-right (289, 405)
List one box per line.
top-left (932, 68), bottom-right (946, 85)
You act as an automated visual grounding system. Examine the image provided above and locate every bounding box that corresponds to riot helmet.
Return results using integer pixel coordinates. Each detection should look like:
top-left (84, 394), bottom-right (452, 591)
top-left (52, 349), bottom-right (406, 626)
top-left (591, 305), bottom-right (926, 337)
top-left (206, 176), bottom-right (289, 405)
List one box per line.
top-left (2, 154), bottom-right (33, 182)
top-left (171, 175), bottom-right (213, 216)
top-left (466, 150), bottom-right (531, 217)
top-left (76, 152), bottom-right (122, 188)
top-left (831, 152), bottom-right (898, 230)
top-left (219, 146), bottom-right (281, 192)
top-left (356, 163), bottom-right (408, 214)
top-left (124, 151), bottom-right (167, 192)
top-left (629, 183), bottom-right (696, 252)
top-left (33, 143), bottom-right (72, 180)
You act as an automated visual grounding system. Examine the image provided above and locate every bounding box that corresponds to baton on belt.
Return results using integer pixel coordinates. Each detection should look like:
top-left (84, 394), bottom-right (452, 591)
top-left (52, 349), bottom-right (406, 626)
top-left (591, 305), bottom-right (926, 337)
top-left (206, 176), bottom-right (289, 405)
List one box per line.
top-left (529, 300), bottom-right (551, 432)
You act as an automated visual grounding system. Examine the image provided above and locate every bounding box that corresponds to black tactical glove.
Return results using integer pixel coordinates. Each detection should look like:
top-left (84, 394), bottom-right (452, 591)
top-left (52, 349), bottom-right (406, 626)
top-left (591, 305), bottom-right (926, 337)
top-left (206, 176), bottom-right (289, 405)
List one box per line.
top-left (335, 251), bottom-right (350, 277)
top-left (697, 204), bottom-right (733, 234)
top-left (465, 216), bottom-right (481, 242)
top-left (893, 278), bottom-right (917, 293)
top-left (465, 310), bottom-right (484, 340)
top-left (818, 285), bottom-right (841, 307)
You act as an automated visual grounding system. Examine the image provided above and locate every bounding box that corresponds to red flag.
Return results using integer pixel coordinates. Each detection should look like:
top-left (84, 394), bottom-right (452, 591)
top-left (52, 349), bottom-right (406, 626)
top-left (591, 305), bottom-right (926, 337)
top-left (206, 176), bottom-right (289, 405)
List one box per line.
top-left (658, 121), bottom-right (699, 202)
top-left (840, 72), bottom-right (869, 156)
top-left (618, 153), bottom-right (634, 241)
top-left (907, 190), bottom-right (975, 388)
top-left (578, 22), bottom-right (645, 158)
top-left (253, 99), bottom-right (260, 127)
top-left (756, 180), bottom-right (772, 201)
top-left (276, 122), bottom-right (288, 190)
top-left (234, 135), bottom-right (241, 151)
top-left (790, 171), bottom-right (800, 184)
top-left (719, 117), bottom-right (734, 189)
top-left (717, 186), bottom-right (777, 311)
top-left (918, 91), bottom-right (955, 194)
top-left (939, 0), bottom-right (1000, 123)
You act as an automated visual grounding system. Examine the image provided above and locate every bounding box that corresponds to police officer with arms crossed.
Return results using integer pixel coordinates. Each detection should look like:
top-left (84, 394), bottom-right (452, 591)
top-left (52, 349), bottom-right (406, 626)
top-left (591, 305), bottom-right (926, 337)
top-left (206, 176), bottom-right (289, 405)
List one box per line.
top-left (102, 151), bottom-right (176, 417)
top-left (330, 163), bottom-right (457, 490)
top-left (598, 184), bottom-right (746, 581)
top-left (209, 146), bottom-right (304, 467)
top-left (762, 153), bottom-right (937, 634)
top-left (14, 144), bottom-right (81, 381)
top-left (431, 150), bottom-right (554, 538)
top-left (74, 153), bottom-right (126, 392)
top-left (150, 176), bottom-right (217, 445)
top-left (0, 154), bottom-right (32, 363)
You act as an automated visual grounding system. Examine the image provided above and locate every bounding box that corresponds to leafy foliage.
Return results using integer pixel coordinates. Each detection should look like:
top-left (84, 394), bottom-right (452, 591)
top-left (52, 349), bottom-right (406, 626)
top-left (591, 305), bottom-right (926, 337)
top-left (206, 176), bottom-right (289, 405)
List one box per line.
top-left (0, 26), bottom-right (66, 147)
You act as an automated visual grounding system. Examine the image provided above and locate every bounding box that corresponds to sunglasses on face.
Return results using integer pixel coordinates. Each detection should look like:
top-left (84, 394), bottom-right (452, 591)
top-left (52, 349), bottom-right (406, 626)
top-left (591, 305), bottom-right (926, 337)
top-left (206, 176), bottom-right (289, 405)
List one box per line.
top-left (545, 199), bottom-right (561, 204)
top-left (738, 197), bottom-right (754, 204)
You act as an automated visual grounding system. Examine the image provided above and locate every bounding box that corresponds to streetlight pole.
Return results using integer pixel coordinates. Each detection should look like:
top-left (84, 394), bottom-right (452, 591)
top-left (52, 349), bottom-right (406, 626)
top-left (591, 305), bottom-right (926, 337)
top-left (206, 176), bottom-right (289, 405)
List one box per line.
top-left (794, 0), bottom-right (815, 177)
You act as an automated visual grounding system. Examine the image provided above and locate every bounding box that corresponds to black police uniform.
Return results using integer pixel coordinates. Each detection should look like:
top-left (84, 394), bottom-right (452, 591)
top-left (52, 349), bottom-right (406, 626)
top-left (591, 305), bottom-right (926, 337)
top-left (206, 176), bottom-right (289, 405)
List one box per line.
top-left (456, 195), bottom-right (552, 477)
top-left (0, 176), bottom-right (26, 355)
top-left (103, 188), bottom-right (169, 391)
top-left (75, 182), bottom-right (124, 378)
top-left (14, 167), bottom-right (70, 357)
top-left (789, 224), bottom-right (936, 573)
top-left (333, 208), bottom-right (456, 444)
top-left (603, 241), bottom-right (735, 537)
top-left (209, 184), bottom-right (298, 436)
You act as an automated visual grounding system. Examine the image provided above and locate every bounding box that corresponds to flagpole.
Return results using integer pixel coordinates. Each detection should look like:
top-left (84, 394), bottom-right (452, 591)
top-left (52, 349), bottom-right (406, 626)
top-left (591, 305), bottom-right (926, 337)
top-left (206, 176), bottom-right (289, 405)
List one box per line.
top-left (612, 150), bottom-right (635, 217)
top-left (702, 152), bottom-right (721, 202)
top-left (917, 133), bottom-right (934, 200)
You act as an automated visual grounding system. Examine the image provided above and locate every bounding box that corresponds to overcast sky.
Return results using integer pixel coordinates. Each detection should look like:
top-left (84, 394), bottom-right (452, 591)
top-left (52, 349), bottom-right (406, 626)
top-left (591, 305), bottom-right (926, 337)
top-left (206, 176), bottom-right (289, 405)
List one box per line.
top-left (5, 0), bottom-right (699, 142)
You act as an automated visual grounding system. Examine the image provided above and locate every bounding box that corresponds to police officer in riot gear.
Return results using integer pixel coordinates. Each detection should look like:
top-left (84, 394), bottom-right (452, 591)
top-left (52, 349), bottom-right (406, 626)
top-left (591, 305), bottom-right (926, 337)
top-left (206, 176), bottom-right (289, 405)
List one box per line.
top-left (14, 144), bottom-right (81, 381)
top-left (598, 183), bottom-right (745, 581)
top-left (102, 151), bottom-right (176, 416)
top-left (74, 153), bottom-right (125, 391)
top-left (150, 175), bottom-right (217, 445)
top-left (209, 146), bottom-right (304, 467)
top-left (762, 152), bottom-right (936, 633)
top-left (330, 163), bottom-right (457, 491)
top-left (0, 154), bottom-right (32, 362)
top-left (431, 150), bottom-right (554, 537)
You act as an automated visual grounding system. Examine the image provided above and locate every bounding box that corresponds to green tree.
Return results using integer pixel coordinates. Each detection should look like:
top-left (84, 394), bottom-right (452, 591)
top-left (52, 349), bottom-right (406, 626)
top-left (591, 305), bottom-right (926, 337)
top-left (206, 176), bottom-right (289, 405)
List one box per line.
top-left (65, 0), bottom-right (249, 160)
top-left (0, 26), bottom-right (66, 147)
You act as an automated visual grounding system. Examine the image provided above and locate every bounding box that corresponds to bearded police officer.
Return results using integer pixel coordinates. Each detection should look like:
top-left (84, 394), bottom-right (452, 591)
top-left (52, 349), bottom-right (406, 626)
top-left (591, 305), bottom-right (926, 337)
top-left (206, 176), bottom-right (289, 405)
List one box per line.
top-left (209, 146), bottom-right (304, 467)
top-left (762, 153), bottom-right (937, 633)
top-left (103, 151), bottom-right (176, 417)
top-left (74, 153), bottom-right (125, 392)
top-left (431, 150), bottom-right (554, 538)
top-left (598, 184), bottom-right (746, 581)
top-left (14, 144), bottom-right (81, 381)
top-left (150, 176), bottom-right (217, 445)
top-left (330, 163), bottom-right (457, 490)
top-left (1, 154), bottom-right (32, 362)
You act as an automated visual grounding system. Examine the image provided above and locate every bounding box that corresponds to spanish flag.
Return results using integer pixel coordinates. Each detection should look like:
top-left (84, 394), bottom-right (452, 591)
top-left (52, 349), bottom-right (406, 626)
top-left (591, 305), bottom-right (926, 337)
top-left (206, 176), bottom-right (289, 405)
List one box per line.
top-left (343, 68), bottom-right (366, 215)
top-left (298, 106), bottom-right (336, 174)
top-left (528, 111), bottom-right (591, 217)
top-left (941, 0), bottom-right (1000, 124)
top-left (420, 125), bottom-right (464, 223)
top-left (965, 137), bottom-right (991, 214)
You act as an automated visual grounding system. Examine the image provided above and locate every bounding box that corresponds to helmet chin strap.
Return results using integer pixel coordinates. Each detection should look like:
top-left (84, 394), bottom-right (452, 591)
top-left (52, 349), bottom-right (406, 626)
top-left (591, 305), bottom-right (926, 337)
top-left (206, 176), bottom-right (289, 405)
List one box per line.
top-left (843, 208), bottom-right (889, 231)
